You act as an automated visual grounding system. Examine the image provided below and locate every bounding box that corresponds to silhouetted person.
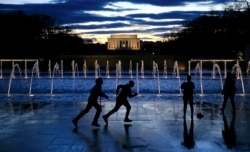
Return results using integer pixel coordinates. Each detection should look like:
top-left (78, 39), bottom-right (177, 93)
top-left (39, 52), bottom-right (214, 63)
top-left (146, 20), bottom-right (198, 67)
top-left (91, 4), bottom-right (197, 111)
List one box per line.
top-left (222, 113), bottom-right (236, 148)
top-left (182, 119), bottom-right (195, 149)
top-left (72, 78), bottom-right (108, 128)
top-left (221, 72), bottom-right (236, 114)
top-left (181, 75), bottom-right (195, 119)
top-left (103, 80), bottom-right (137, 124)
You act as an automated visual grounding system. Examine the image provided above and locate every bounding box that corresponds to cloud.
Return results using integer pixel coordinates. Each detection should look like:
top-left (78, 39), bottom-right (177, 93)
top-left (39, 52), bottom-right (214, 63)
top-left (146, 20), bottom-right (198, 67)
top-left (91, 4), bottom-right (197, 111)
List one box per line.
top-left (0, 0), bottom-right (234, 43)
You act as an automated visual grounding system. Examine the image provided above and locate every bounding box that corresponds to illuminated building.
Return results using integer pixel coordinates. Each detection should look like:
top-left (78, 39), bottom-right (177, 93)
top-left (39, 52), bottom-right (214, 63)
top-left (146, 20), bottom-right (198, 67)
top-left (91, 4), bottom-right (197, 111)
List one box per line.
top-left (107, 34), bottom-right (140, 51)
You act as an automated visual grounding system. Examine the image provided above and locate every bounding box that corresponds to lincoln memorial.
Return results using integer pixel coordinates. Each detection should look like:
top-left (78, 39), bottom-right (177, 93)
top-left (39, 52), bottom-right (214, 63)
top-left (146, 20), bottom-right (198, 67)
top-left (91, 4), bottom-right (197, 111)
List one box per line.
top-left (107, 34), bottom-right (141, 51)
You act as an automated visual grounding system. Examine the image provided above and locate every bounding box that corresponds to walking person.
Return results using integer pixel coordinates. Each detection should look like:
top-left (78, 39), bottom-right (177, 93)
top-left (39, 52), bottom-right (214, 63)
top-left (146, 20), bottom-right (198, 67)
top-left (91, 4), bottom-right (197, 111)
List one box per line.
top-left (103, 80), bottom-right (138, 124)
top-left (221, 72), bottom-right (236, 114)
top-left (181, 75), bottom-right (195, 119)
top-left (72, 77), bottom-right (109, 128)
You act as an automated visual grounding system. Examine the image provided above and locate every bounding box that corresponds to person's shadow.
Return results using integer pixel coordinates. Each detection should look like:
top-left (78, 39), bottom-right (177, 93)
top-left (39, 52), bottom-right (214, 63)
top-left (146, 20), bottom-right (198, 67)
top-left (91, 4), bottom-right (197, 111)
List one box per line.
top-left (182, 118), bottom-right (195, 149)
top-left (222, 113), bottom-right (236, 149)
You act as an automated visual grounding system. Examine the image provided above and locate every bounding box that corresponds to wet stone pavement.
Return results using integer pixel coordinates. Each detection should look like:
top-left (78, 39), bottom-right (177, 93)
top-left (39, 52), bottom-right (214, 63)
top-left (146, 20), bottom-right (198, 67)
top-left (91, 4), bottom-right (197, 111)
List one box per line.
top-left (0, 100), bottom-right (250, 152)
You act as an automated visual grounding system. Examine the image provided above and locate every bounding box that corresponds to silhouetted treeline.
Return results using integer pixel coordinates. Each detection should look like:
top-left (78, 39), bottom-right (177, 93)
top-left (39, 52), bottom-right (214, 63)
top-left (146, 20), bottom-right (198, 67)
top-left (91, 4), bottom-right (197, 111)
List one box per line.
top-left (157, 1), bottom-right (250, 59)
top-left (0, 10), bottom-right (107, 59)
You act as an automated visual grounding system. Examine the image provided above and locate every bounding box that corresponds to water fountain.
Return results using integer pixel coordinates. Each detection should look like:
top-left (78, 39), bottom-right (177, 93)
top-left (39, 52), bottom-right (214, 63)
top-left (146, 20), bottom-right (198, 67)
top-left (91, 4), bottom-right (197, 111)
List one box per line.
top-left (173, 60), bottom-right (180, 78)
top-left (232, 60), bottom-right (245, 94)
top-left (61, 60), bottom-right (63, 78)
top-left (163, 60), bottom-right (167, 78)
top-left (29, 60), bottom-right (40, 95)
top-left (0, 58), bottom-right (249, 103)
top-left (7, 63), bottom-right (22, 96)
top-left (141, 60), bottom-right (144, 78)
top-left (50, 62), bottom-right (60, 95)
top-left (106, 60), bottom-right (110, 78)
top-left (117, 60), bottom-right (122, 78)
top-left (129, 60), bottom-right (133, 78)
top-left (128, 60), bottom-right (133, 78)
top-left (152, 61), bottom-right (156, 78)
top-left (155, 63), bottom-right (161, 95)
top-left (194, 62), bottom-right (203, 95)
top-left (247, 60), bottom-right (250, 76)
top-left (48, 60), bottom-right (51, 78)
top-left (94, 60), bottom-right (100, 78)
top-left (72, 60), bottom-right (76, 78)
top-left (83, 60), bottom-right (87, 78)
top-left (212, 62), bottom-right (223, 90)
top-left (136, 62), bottom-right (139, 94)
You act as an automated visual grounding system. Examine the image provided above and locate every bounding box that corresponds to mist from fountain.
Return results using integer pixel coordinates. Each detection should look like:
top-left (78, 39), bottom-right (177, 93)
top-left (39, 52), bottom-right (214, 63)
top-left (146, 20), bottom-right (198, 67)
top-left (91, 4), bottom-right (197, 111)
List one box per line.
top-left (8, 63), bottom-right (22, 96)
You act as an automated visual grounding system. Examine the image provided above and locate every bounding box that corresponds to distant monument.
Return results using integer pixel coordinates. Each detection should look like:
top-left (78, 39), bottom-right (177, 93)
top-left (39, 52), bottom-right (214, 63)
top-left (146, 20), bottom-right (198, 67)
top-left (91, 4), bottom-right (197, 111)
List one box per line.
top-left (107, 34), bottom-right (141, 51)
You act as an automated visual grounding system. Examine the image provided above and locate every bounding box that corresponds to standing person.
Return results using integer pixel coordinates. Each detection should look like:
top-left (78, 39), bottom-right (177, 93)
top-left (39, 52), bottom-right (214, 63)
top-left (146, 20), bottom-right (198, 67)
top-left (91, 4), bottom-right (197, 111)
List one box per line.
top-left (221, 72), bottom-right (236, 114)
top-left (72, 77), bottom-right (108, 128)
top-left (181, 75), bottom-right (195, 119)
top-left (103, 80), bottom-right (138, 124)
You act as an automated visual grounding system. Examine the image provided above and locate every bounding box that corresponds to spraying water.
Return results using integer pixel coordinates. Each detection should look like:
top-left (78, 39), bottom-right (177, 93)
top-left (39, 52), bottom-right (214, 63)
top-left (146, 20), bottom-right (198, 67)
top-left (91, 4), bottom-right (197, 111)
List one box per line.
top-left (195, 62), bottom-right (203, 95)
top-left (106, 60), bottom-right (110, 78)
top-left (136, 62), bottom-right (139, 94)
top-left (50, 62), bottom-right (60, 95)
top-left (155, 63), bottom-right (161, 95)
top-left (212, 62), bottom-right (223, 90)
top-left (152, 61), bottom-right (156, 78)
top-left (232, 60), bottom-right (245, 94)
top-left (61, 60), bottom-right (63, 78)
top-left (48, 60), bottom-right (51, 78)
top-left (8, 63), bottom-right (22, 96)
top-left (29, 60), bottom-right (40, 95)
top-left (141, 60), bottom-right (144, 78)
top-left (94, 60), bottom-right (100, 78)
top-left (173, 60), bottom-right (180, 78)
top-left (163, 60), bottom-right (167, 78)
top-left (83, 60), bottom-right (87, 78)
top-left (129, 60), bottom-right (133, 78)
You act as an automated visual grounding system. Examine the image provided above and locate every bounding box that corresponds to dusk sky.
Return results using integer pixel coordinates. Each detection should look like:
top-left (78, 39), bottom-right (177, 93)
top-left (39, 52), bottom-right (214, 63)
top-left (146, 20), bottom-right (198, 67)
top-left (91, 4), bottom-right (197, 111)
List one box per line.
top-left (0, 0), bottom-right (235, 44)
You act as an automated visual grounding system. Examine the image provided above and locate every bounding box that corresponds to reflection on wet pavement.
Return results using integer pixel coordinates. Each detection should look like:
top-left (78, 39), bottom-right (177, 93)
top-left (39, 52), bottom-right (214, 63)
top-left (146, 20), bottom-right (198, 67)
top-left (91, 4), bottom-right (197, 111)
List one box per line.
top-left (0, 100), bottom-right (250, 151)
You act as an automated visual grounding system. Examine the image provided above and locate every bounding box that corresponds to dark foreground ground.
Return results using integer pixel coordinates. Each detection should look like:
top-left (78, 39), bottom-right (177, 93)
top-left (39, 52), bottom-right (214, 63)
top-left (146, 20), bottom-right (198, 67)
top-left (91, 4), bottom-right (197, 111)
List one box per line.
top-left (0, 100), bottom-right (249, 152)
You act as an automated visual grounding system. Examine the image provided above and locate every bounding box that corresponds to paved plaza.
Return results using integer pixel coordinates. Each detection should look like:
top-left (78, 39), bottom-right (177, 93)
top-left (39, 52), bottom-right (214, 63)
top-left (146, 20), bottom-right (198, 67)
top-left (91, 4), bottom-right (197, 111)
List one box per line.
top-left (0, 99), bottom-right (250, 152)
